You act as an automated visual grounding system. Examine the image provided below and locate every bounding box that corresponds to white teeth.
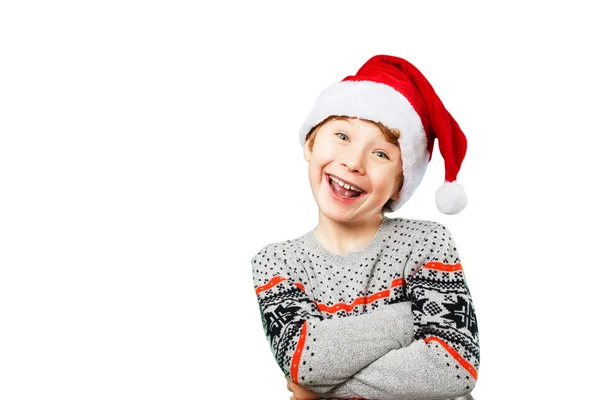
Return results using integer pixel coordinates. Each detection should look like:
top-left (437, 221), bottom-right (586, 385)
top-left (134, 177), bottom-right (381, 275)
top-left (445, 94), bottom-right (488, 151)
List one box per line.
top-left (330, 175), bottom-right (363, 193)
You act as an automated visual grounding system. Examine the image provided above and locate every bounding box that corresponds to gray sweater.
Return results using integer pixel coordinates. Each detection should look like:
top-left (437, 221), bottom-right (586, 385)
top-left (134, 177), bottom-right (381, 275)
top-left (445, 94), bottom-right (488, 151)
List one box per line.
top-left (251, 216), bottom-right (479, 400)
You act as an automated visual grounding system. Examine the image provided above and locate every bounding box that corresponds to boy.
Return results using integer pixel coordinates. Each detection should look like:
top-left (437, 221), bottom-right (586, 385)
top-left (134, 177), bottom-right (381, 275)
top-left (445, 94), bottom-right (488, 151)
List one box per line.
top-left (251, 55), bottom-right (479, 400)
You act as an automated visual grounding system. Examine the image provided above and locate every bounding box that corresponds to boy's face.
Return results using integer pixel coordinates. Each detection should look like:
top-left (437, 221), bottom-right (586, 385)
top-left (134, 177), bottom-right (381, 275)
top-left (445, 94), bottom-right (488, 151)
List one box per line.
top-left (303, 118), bottom-right (403, 224)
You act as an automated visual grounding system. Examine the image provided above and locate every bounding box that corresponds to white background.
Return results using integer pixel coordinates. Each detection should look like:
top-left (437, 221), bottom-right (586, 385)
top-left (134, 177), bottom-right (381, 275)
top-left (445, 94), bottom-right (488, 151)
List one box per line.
top-left (1, 1), bottom-right (599, 399)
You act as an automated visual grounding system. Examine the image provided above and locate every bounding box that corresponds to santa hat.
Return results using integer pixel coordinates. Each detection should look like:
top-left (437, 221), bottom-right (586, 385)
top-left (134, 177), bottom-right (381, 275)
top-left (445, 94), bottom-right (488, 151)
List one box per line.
top-left (298, 55), bottom-right (468, 215)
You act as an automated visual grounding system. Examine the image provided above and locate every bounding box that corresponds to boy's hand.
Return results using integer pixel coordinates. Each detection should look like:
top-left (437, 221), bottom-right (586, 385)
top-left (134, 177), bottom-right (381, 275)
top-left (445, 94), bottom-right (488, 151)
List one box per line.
top-left (286, 378), bottom-right (323, 400)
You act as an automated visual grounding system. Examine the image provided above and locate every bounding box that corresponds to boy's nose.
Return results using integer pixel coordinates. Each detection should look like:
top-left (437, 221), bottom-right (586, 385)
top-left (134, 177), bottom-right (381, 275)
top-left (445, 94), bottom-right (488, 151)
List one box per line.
top-left (340, 152), bottom-right (365, 174)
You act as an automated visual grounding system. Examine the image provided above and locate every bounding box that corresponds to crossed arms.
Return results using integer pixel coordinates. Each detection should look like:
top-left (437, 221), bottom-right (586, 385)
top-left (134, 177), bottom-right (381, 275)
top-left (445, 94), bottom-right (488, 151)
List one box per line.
top-left (251, 224), bottom-right (480, 400)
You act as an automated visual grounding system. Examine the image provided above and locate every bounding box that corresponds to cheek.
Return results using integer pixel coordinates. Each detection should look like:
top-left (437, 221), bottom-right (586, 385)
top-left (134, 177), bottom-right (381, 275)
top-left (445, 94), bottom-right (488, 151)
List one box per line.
top-left (308, 163), bottom-right (325, 185)
top-left (372, 171), bottom-right (396, 193)
top-left (308, 152), bottom-right (328, 173)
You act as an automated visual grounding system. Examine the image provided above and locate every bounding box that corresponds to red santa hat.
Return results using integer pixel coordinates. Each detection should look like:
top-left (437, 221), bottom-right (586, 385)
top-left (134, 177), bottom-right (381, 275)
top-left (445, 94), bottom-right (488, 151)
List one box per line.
top-left (298, 55), bottom-right (468, 215)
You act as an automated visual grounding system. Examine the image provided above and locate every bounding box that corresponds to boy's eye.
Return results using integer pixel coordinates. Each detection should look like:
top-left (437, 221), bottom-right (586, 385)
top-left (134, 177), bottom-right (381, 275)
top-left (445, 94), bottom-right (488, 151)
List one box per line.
top-left (336, 132), bottom-right (390, 160)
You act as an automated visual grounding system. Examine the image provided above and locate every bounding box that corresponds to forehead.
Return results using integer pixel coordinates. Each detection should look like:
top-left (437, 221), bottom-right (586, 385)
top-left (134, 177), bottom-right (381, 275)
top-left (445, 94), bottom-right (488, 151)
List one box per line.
top-left (325, 117), bottom-right (379, 133)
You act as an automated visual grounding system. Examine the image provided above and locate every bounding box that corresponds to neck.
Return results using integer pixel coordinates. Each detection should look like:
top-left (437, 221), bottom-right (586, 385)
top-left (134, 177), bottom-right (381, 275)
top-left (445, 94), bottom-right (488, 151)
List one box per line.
top-left (314, 213), bottom-right (385, 256)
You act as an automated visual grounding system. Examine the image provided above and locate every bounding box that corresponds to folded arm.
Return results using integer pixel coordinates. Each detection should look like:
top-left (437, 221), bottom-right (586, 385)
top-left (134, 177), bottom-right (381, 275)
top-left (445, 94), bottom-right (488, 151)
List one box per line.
top-left (312, 224), bottom-right (480, 400)
top-left (251, 243), bottom-right (413, 390)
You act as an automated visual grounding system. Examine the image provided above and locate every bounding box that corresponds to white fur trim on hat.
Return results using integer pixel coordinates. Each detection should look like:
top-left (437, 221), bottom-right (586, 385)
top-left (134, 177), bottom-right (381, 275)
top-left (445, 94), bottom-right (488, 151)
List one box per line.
top-left (435, 181), bottom-right (467, 215)
top-left (298, 80), bottom-right (429, 212)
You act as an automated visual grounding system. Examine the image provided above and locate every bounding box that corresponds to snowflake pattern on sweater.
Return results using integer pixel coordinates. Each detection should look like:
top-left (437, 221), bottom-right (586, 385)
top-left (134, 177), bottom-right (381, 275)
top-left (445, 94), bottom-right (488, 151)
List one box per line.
top-left (251, 216), bottom-right (480, 400)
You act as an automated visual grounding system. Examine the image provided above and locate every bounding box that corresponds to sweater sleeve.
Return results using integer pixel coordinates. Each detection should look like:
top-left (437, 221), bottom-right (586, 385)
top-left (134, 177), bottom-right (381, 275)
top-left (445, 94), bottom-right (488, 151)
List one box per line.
top-left (251, 243), bottom-right (414, 389)
top-left (318, 224), bottom-right (480, 400)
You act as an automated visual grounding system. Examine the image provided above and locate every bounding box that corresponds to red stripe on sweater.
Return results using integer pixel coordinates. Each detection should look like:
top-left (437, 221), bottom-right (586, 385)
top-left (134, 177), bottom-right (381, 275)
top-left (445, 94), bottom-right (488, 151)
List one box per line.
top-left (317, 290), bottom-right (390, 313)
top-left (423, 262), bottom-right (463, 272)
top-left (255, 276), bottom-right (286, 295)
top-left (317, 279), bottom-right (405, 313)
top-left (256, 276), bottom-right (306, 296)
top-left (257, 276), bottom-right (406, 314)
top-left (424, 336), bottom-right (478, 380)
top-left (391, 278), bottom-right (405, 287)
top-left (290, 321), bottom-right (307, 383)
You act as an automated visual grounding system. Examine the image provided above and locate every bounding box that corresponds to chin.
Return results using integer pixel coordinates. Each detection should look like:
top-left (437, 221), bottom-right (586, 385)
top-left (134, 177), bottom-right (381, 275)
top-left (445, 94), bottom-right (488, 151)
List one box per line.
top-left (318, 204), bottom-right (352, 222)
top-left (319, 203), bottom-right (371, 224)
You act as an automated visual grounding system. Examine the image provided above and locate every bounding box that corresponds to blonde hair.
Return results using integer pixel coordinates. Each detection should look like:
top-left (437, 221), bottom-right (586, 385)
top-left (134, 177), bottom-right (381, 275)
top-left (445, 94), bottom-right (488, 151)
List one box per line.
top-left (304, 116), bottom-right (404, 214)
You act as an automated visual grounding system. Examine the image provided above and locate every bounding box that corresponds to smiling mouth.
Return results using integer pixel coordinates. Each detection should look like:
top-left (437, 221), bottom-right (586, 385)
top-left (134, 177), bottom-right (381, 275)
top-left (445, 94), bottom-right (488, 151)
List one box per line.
top-left (327, 174), bottom-right (364, 198)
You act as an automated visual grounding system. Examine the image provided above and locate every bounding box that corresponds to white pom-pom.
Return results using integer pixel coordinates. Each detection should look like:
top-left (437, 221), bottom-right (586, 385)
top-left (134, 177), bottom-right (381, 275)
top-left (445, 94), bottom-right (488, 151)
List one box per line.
top-left (435, 181), bottom-right (467, 215)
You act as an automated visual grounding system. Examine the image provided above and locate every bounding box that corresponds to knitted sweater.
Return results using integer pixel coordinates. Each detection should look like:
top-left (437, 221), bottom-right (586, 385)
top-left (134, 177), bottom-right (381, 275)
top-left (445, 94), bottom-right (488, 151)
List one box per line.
top-left (251, 216), bottom-right (480, 400)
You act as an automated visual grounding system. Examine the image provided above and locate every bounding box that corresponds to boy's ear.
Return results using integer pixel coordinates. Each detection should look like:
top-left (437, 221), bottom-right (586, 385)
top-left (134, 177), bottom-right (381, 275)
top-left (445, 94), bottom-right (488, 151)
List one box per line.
top-left (303, 140), bottom-right (312, 162)
top-left (390, 190), bottom-right (401, 201)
